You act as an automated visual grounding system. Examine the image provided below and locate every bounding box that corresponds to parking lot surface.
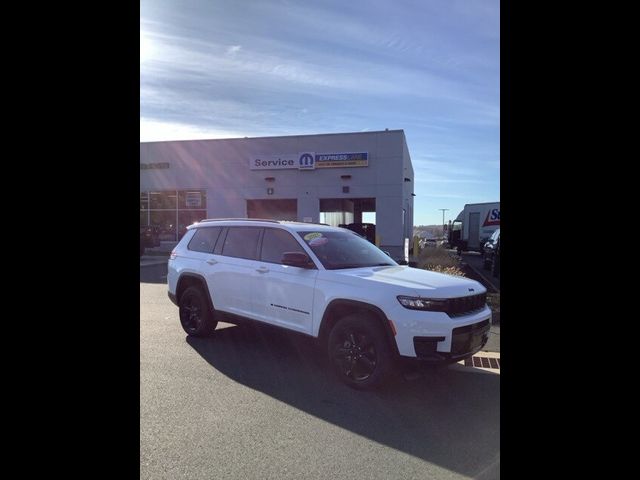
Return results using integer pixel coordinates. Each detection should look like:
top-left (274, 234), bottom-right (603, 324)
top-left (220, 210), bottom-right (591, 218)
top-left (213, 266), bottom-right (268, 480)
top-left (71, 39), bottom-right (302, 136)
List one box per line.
top-left (141, 265), bottom-right (500, 480)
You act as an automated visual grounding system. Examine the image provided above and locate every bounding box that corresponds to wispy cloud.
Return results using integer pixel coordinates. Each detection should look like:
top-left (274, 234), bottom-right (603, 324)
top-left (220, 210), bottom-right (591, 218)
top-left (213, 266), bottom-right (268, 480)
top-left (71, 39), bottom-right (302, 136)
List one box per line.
top-left (140, 0), bottom-right (499, 225)
top-left (140, 118), bottom-right (249, 143)
top-left (226, 45), bottom-right (242, 57)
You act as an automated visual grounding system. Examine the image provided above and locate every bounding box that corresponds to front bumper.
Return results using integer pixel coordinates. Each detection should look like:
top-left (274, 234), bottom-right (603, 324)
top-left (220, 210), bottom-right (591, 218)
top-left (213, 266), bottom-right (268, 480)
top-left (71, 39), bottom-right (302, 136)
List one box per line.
top-left (389, 304), bottom-right (492, 360)
top-left (411, 319), bottom-right (490, 363)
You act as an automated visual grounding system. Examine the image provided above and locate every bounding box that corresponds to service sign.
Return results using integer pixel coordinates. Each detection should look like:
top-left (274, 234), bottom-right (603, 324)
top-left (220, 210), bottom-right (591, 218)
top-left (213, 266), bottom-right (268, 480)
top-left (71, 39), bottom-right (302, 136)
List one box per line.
top-left (250, 154), bottom-right (300, 170)
top-left (250, 152), bottom-right (368, 170)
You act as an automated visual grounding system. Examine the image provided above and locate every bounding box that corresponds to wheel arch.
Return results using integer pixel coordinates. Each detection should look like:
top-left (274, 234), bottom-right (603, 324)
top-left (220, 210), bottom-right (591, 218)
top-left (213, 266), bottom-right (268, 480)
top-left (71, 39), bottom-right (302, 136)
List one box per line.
top-left (176, 273), bottom-right (215, 312)
top-left (318, 299), bottom-right (399, 357)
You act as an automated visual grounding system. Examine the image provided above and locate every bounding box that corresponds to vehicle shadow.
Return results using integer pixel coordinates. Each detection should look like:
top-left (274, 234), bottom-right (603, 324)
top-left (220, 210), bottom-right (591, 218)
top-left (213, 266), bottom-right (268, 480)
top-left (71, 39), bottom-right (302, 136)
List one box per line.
top-left (186, 323), bottom-right (500, 479)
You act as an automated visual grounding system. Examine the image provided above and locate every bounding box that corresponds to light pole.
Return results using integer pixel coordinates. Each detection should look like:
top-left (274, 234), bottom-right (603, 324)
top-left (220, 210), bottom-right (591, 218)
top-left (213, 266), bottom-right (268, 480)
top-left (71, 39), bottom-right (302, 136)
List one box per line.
top-left (438, 209), bottom-right (449, 239)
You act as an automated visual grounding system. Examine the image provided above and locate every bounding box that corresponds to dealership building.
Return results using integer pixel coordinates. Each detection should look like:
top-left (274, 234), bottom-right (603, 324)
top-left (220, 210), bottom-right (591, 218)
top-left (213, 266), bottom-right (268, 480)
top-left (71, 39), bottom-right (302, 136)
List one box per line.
top-left (140, 129), bottom-right (414, 259)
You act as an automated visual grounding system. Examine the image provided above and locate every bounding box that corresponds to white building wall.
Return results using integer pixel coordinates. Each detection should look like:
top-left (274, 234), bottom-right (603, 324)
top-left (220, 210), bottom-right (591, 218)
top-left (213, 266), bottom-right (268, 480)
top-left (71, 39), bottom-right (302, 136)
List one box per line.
top-left (140, 130), bottom-right (414, 259)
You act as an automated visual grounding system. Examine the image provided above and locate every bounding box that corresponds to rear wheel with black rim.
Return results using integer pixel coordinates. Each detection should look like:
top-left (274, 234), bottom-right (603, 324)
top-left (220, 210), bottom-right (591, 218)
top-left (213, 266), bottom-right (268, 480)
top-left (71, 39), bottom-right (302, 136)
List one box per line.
top-left (178, 286), bottom-right (217, 337)
top-left (327, 313), bottom-right (393, 389)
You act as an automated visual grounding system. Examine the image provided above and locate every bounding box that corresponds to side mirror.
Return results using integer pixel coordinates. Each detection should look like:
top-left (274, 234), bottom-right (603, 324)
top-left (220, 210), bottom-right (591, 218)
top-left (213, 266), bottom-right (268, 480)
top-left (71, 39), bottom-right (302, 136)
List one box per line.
top-left (281, 252), bottom-right (314, 269)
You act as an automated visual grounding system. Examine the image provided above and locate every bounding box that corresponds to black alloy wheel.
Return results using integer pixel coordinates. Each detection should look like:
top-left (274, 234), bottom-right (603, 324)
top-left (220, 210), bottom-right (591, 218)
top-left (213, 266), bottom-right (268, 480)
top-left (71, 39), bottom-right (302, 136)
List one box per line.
top-left (327, 314), bottom-right (393, 389)
top-left (178, 286), bottom-right (217, 337)
top-left (331, 330), bottom-right (378, 382)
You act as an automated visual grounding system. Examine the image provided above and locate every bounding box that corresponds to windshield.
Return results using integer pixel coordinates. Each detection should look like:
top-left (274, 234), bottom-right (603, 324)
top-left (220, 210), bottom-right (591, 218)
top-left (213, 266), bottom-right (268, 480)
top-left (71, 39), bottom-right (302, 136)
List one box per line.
top-left (297, 230), bottom-right (398, 270)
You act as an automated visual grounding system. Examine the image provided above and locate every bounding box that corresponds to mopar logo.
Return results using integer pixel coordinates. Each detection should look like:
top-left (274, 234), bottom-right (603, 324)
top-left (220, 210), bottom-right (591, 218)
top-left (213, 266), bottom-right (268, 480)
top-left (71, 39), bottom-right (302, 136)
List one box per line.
top-left (299, 152), bottom-right (315, 170)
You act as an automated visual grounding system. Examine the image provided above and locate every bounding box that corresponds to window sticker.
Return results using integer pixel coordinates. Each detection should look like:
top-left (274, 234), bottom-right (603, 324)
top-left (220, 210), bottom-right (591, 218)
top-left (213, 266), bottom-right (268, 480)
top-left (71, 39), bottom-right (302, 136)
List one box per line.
top-left (309, 236), bottom-right (329, 247)
top-left (304, 232), bottom-right (323, 241)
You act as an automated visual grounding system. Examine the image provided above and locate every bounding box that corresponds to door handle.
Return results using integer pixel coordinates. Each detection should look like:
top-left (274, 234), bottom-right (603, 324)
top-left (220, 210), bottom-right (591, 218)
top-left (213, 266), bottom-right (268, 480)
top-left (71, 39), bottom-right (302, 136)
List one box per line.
top-left (206, 258), bottom-right (218, 265)
top-left (256, 266), bottom-right (269, 273)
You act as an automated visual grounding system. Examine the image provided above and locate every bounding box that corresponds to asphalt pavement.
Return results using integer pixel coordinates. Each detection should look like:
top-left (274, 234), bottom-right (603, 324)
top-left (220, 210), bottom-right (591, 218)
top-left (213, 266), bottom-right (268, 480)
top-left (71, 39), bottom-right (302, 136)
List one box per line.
top-left (140, 264), bottom-right (500, 479)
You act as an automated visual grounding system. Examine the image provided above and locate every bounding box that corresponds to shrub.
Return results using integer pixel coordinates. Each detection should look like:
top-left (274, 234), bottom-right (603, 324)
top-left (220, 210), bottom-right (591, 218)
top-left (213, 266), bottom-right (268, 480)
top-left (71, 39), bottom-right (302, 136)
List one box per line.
top-left (416, 247), bottom-right (466, 277)
top-left (423, 264), bottom-right (466, 277)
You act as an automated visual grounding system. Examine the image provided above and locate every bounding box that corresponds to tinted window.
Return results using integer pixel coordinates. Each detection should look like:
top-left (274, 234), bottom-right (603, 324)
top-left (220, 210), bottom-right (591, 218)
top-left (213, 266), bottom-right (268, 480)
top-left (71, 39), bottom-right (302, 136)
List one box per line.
top-left (260, 228), bottom-right (306, 264)
top-left (221, 227), bottom-right (262, 260)
top-left (213, 228), bottom-right (227, 254)
top-left (187, 227), bottom-right (221, 253)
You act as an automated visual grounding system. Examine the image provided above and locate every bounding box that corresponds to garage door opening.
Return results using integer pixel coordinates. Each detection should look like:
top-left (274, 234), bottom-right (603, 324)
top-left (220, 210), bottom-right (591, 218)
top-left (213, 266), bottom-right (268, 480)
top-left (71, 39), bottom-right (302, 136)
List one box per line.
top-left (320, 198), bottom-right (376, 226)
top-left (320, 198), bottom-right (376, 242)
top-left (247, 199), bottom-right (297, 221)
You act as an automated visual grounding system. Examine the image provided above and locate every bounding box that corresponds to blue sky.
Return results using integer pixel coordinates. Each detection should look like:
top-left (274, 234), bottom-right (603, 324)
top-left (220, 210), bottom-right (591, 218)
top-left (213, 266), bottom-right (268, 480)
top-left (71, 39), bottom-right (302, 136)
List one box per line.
top-left (140, 0), bottom-right (499, 226)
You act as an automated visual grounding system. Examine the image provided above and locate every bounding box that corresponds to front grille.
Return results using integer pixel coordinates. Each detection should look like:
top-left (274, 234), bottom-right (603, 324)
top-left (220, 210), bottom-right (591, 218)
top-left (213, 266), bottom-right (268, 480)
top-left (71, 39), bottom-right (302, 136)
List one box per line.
top-left (447, 293), bottom-right (486, 317)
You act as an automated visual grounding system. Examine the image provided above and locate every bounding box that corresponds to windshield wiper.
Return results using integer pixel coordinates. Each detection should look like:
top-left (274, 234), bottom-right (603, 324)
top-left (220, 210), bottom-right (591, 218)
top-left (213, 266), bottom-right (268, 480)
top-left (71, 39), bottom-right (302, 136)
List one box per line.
top-left (330, 264), bottom-right (366, 270)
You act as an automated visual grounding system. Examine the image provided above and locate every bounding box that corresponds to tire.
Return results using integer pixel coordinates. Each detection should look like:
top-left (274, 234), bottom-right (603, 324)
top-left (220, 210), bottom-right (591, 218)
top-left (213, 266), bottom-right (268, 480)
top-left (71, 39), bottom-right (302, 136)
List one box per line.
top-left (327, 313), bottom-right (394, 390)
top-left (178, 286), bottom-right (218, 337)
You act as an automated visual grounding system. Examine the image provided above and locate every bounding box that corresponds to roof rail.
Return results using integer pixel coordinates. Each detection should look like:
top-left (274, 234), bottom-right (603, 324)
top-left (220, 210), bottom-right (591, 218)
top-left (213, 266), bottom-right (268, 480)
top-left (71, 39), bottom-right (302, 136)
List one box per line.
top-left (198, 218), bottom-right (280, 224)
top-left (280, 221), bottom-right (331, 226)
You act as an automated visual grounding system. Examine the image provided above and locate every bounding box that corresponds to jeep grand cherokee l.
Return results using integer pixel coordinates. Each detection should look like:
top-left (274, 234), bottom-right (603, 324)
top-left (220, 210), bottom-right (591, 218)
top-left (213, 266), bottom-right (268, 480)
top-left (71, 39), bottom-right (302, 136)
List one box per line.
top-left (168, 219), bottom-right (491, 389)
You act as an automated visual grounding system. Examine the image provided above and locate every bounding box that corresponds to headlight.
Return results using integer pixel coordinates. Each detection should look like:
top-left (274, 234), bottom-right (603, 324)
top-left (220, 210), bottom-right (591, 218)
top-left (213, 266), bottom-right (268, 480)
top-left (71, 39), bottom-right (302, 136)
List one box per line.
top-left (397, 295), bottom-right (448, 312)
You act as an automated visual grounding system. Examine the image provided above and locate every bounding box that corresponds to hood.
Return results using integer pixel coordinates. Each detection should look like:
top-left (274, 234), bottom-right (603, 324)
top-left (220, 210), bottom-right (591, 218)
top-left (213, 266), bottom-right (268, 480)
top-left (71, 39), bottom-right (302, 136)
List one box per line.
top-left (332, 266), bottom-right (485, 298)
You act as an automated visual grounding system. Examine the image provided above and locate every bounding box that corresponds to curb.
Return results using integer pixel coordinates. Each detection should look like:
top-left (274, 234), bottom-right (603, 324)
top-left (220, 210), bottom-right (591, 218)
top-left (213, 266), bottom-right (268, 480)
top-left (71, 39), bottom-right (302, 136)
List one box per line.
top-left (450, 351), bottom-right (501, 375)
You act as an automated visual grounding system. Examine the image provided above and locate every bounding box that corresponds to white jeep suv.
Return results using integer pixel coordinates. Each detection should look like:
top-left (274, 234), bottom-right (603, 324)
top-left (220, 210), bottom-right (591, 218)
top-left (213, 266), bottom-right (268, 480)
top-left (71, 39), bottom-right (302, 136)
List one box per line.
top-left (168, 219), bottom-right (491, 389)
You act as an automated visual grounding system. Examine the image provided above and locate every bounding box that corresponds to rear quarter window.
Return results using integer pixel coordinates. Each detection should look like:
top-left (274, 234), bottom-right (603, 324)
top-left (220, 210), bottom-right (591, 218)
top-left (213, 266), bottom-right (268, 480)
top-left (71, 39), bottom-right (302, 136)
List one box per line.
top-left (187, 227), bottom-right (222, 253)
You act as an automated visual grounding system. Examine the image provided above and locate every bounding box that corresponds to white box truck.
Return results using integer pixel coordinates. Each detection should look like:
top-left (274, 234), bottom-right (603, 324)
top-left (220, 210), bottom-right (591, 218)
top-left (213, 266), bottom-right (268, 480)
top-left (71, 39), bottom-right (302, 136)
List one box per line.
top-left (448, 202), bottom-right (500, 253)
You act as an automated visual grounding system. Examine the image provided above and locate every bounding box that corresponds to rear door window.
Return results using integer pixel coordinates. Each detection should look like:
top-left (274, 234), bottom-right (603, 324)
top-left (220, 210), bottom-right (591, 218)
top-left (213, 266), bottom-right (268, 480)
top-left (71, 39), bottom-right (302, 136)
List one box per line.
top-left (221, 227), bottom-right (262, 260)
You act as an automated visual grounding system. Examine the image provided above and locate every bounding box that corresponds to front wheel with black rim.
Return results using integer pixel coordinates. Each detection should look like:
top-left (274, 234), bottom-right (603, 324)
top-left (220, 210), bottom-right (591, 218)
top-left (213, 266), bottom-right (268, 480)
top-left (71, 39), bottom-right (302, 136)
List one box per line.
top-left (327, 313), bottom-right (393, 390)
top-left (178, 286), bottom-right (217, 337)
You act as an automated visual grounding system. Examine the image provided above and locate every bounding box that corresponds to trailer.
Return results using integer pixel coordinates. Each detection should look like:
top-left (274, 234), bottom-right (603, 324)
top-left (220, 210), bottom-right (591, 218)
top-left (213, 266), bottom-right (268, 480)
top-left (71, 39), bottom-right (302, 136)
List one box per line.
top-left (448, 202), bottom-right (500, 253)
